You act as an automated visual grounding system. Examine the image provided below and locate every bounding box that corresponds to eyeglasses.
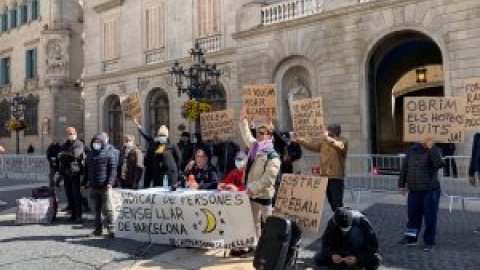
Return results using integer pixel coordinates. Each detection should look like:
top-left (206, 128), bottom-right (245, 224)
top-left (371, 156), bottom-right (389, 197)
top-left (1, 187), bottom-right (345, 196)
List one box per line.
top-left (257, 132), bottom-right (269, 136)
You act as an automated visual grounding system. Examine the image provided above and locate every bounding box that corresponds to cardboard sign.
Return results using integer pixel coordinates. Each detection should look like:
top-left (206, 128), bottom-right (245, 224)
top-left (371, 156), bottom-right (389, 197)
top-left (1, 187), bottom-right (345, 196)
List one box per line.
top-left (273, 174), bottom-right (328, 233)
top-left (292, 97), bottom-right (325, 140)
top-left (463, 77), bottom-right (480, 129)
top-left (242, 84), bottom-right (277, 119)
top-left (200, 109), bottom-right (235, 141)
top-left (120, 92), bottom-right (141, 121)
top-left (111, 189), bottom-right (256, 249)
top-left (403, 97), bottom-right (465, 143)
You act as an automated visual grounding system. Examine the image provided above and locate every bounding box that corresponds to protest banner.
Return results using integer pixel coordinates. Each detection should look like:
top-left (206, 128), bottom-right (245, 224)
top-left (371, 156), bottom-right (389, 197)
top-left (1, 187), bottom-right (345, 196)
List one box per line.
top-left (292, 97), bottom-right (325, 141)
top-left (120, 92), bottom-right (141, 121)
top-left (242, 84), bottom-right (277, 119)
top-left (111, 189), bottom-right (256, 249)
top-left (273, 174), bottom-right (328, 233)
top-left (200, 109), bottom-right (235, 141)
top-left (463, 77), bottom-right (480, 129)
top-left (403, 97), bottom-right (465, 143)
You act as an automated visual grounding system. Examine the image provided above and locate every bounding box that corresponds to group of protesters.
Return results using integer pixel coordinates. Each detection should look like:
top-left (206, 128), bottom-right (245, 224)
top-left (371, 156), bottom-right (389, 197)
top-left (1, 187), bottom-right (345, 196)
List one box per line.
top-left (42, 104), bottom-right (480, 270)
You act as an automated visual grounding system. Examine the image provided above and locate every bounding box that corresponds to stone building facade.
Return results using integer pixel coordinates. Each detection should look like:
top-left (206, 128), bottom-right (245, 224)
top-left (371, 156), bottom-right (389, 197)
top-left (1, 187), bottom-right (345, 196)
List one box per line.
top-left (84, 0), bottom-right (480, 156)
top-left (0, 0), bottom-right (84, 153)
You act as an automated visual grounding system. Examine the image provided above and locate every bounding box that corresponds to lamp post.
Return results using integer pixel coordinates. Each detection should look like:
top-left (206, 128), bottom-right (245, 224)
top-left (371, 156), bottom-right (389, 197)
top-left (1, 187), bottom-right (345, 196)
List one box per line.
top-left (168, 42), bottom-right (222, 133)
top-left (10, 93), bottom-right (26, 154)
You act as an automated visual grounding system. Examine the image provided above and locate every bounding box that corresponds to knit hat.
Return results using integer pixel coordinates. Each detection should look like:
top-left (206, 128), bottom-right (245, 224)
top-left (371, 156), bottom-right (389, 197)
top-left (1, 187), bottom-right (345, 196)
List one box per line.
top-left (333, 207), bottom-right (353, 230)
top-left (157, 125), bottom-right (169, 137)
top-left (181, 131), bottom-right (190, 138)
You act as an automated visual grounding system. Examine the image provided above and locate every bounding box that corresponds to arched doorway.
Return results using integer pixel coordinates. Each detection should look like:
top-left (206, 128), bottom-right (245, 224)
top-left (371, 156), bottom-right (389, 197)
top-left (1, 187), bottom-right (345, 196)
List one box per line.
top-left (104, 95), bottom-right (123, 148)
top-left (368, 31), bottom-right (444, 154)
top-left (146, 88), bottom-right (169, 136)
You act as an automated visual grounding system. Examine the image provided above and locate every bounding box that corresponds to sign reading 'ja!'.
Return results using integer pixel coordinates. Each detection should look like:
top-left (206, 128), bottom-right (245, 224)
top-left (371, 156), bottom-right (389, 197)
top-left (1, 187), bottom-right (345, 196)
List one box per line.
top-left (242, 84), bottom-right (277, 119)
top-left (403, 97), bottom-right (465, 143)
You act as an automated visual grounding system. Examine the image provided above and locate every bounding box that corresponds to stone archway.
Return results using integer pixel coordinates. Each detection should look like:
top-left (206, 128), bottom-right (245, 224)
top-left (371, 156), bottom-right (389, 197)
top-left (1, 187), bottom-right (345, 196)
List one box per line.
top-left (367, 31), bottom-right (444, 154)
top-left (145, 88), bottom-right (170, 136)
top-left (103, 95), bottom-right (123, 148)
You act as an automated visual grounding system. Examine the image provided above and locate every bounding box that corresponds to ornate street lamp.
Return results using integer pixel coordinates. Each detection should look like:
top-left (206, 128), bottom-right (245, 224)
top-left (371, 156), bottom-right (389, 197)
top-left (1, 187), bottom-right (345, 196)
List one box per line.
top-left (168, 42), bottom-right (222, 132)
top-left (10, 93), bottom-right (26, 154)
top-left (416, 66), bottom-right (427, 83)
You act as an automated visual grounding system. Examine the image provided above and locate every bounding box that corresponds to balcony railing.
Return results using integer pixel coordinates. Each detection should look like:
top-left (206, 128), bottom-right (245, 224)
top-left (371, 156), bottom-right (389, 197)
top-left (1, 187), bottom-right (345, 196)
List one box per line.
top-left (196, 34), bottom-right (222, 53)
top-left (261, 0), bottom-right (324, 26)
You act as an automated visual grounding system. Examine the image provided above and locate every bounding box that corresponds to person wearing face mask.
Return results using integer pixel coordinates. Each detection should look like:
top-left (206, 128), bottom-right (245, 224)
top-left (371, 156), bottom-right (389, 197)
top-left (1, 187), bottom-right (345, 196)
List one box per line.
top-left (117, 135), bottom-right (144, 189)
top-left (217, 151), bottom-right (247, 192)
top-left (239, 106), bottom-right (281, 250)
top-left (315, 207), bottom-right (381, 270)
top-left (58, 127), bottom-right (85, 223)
top-left (133, 118), bottom-right (181, 188)
top-left (295, 123), bottom-right (348, 212)
top-left (177, 132), bottom-right (195, 171)
top-left (82, 134), bottom-right (117, 237)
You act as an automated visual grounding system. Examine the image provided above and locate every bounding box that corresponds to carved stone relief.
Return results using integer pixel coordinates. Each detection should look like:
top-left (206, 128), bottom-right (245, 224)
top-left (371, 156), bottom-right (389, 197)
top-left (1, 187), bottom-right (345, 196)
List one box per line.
top-left (46, 40), bottom-right (66, 75)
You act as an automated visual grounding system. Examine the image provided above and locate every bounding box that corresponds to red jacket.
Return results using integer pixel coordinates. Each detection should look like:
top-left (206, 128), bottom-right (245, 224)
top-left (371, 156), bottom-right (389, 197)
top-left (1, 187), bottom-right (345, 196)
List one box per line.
top-left (221, 169), bottom-right (246, 191)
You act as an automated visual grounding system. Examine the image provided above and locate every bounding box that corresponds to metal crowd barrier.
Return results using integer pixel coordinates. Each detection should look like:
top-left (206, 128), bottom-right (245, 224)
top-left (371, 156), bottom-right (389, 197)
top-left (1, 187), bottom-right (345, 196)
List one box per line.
top-left (440, 156), bottom-right (480, 212)
top-left (0, 154), bottom-right (49, 181)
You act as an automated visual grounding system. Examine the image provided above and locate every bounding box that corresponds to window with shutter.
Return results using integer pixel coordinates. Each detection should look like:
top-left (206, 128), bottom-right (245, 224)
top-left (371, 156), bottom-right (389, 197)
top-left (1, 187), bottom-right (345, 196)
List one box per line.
top-left (144, 3), bottom-right (165, 51)
top-left (197, 0), bottom-right (220, 38)
top-left (102, 17), bottom-right (120, 61)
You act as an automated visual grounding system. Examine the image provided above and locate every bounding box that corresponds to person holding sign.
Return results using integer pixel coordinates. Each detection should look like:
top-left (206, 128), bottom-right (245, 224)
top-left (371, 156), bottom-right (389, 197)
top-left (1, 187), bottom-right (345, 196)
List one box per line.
top-left (239, 106), bottom-right (281, 244)
top-left (184, 148), bottom-right (219, 190)
top-left (117, 135), bottom-right (144, 189)
top-left (133, 119), bottom-right (181, 188)
top-left (295, 123), bottom-right (348, 211)
top-left (314, 207), bottom-right (381, 270)
top-left (397, 138), bottom-right (444, 251)
top-left (217, 151), bottom-right (247, 192)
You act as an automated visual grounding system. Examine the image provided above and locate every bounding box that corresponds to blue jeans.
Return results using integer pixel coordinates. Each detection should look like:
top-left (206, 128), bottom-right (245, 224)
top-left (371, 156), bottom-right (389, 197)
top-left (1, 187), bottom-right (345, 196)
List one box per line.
top-left (406, 189), bottom-right (441, 245)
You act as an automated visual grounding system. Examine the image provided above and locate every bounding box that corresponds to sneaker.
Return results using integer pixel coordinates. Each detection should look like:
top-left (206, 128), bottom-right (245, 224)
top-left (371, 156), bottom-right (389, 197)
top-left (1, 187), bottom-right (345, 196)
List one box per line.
top-left (423, 245), bottom-right (435, 252)
top-left (0, 200), bottom-right (7, 206)
top-left (397, 237), bottom-right (419, 246)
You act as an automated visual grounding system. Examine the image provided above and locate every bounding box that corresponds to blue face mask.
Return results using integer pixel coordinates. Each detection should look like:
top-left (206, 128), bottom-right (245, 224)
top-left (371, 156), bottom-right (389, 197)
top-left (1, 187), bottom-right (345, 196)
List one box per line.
top-left (155, 136), bottom-right (167, 144)
top-left (92, 143), bottom-right (102, 150)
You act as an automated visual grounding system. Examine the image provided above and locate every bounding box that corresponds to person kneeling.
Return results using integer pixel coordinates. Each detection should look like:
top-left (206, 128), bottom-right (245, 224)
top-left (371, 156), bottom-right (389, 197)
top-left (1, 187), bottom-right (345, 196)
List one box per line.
top-left (314, 207), bottom-right (381, 270)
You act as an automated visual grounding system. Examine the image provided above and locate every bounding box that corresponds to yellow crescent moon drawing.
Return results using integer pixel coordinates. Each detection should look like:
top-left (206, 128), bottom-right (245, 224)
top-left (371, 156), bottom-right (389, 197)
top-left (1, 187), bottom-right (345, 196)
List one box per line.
top-left (201, 208), bottom-right (217, 234)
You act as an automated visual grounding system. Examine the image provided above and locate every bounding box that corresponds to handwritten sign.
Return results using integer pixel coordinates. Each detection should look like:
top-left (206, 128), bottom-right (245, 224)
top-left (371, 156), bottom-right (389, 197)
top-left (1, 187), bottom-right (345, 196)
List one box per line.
top-left (111, 189), bottom-right (256, 249)
top-left (403, 97), bottom-right (465, 143)
top-left (120, 92), bottom-right (141, 121)
top-left (293, 97), bottom-right (325, 140)
top-left (273, 174), bottom-right (328, 233)
top-left (200, 109), bottom-right (235, 141)
top-left (463, 78), bottom-right (480, 129)
top-left (242, 84), bottom-right (277, 119)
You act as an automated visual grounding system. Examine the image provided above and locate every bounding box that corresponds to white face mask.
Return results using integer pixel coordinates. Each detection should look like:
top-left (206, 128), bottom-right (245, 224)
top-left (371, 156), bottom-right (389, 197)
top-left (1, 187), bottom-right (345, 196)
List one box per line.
top-left (155, 136), bottom-right (167, 144)
top-left (235, 160), bottom-right (246, 169)
top-left (124, 142), bottom-right (133, 147)
top-left (68, 135), bottom-right (77, 141)
top-left (92, 143), bottom-right (102, 150)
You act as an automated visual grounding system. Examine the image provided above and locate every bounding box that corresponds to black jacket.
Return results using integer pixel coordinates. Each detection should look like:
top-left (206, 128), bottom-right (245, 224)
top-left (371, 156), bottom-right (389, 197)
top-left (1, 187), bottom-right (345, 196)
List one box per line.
top-left (398, 144), bottom-right (445, 191)
top-left (138, 127), bottom-right (181, 185)
top-left (184, 163), bottom-right (219, 190)
top-left (83, 135), bottom-right (118, 188)
top-left (58, 139), bottom-right (85, 177)
top-left (321, 210), bottom-right (379, 264)
top-left (272, 130), bottom-right (302, 174)
top-left (46, 143), bottom-right (61, 169)
top-left (469, 133), bottom-right (480, 177)
top-left (213, 141), bottom-right (240, 175)
top-left (178, 141), bottom-right (195, 170)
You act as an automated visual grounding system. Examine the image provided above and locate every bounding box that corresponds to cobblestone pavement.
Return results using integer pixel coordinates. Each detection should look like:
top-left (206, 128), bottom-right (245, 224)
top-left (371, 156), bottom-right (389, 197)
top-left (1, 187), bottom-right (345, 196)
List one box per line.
top-left (296, 203), bottom-right (480, 270)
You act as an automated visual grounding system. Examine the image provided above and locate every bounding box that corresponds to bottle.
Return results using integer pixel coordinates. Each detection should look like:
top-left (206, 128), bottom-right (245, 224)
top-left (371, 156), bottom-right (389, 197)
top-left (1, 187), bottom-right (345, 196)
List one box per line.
top-left (163, 175), bottom-right (169, 189)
